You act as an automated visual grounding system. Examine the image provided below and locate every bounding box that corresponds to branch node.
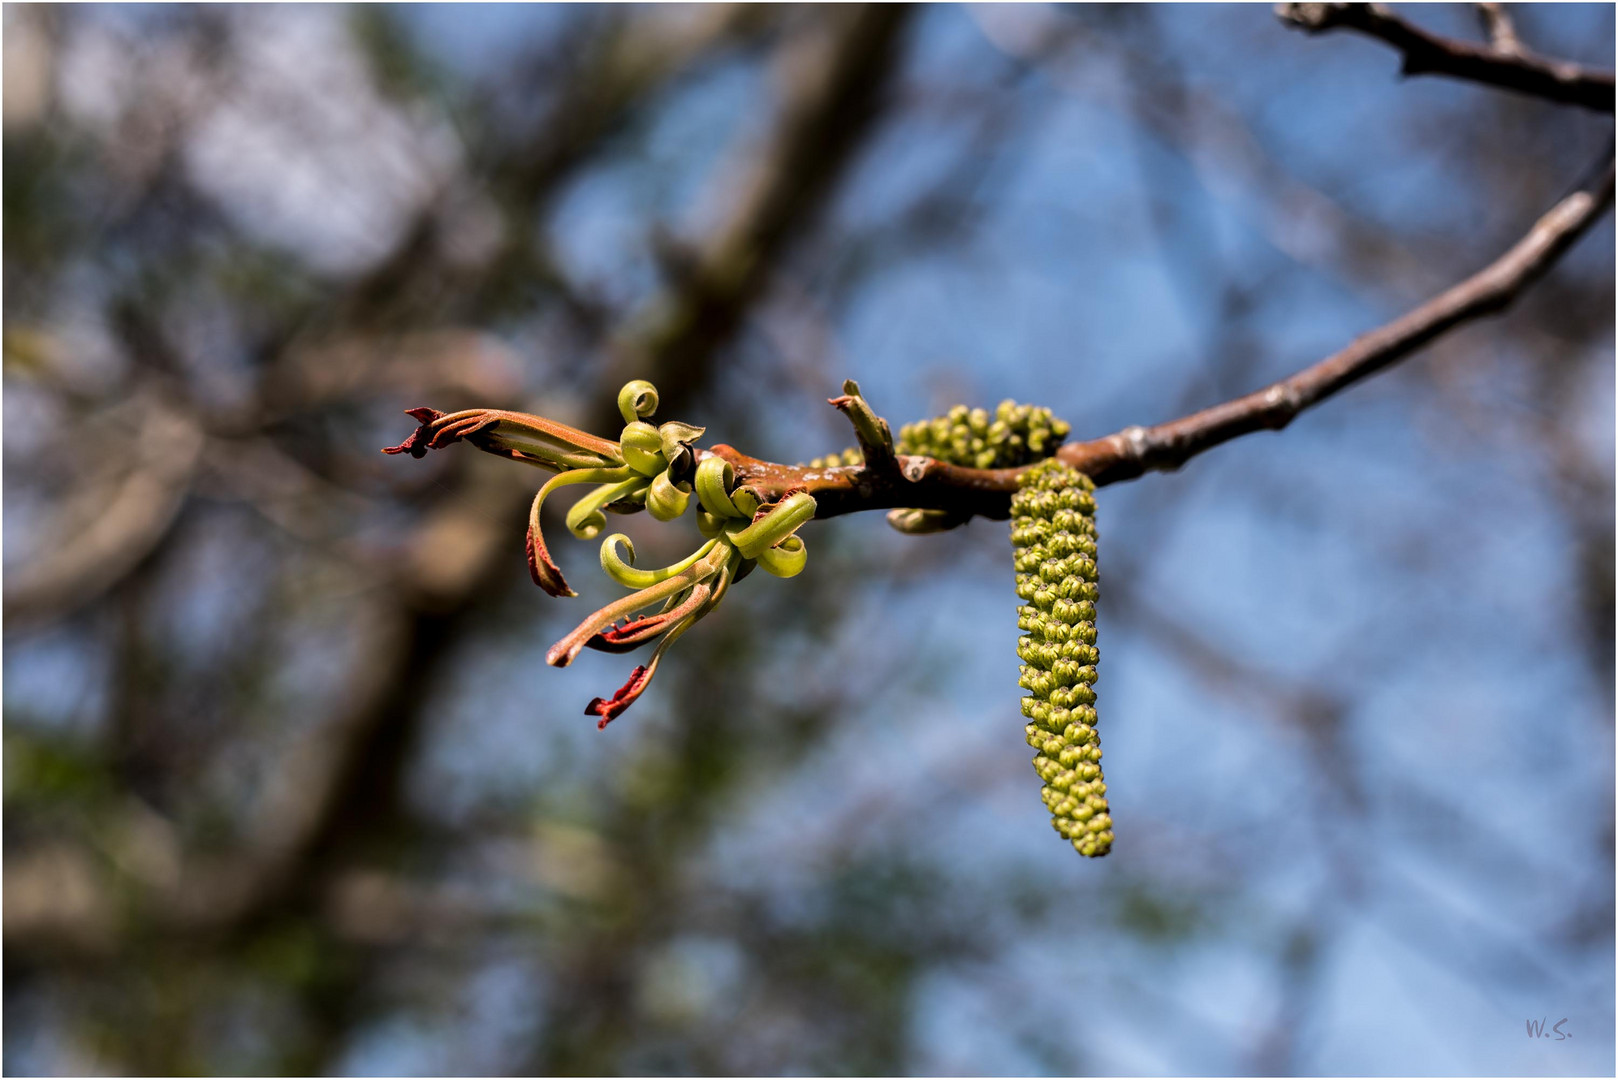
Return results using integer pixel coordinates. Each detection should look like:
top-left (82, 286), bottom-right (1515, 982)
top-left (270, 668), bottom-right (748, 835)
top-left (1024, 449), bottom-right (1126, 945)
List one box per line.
top-left (1119, 425), bottom-right (1151, 462)
top-left (1476, 2), bottom-right (1524, 58)
top-left (1275, 2), bottom-right (1347, 34)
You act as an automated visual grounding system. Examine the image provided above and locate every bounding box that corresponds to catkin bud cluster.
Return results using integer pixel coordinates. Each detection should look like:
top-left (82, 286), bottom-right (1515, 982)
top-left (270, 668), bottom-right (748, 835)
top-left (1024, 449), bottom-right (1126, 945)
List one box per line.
top-left (806, 400), bottom-right (1070, 470)
top-left (805, 447), bottom-right (865, 470)
top-left (902, 400), bottom-right (1071, 469)
top-left (1011, 458), bottom-right (1111, 857)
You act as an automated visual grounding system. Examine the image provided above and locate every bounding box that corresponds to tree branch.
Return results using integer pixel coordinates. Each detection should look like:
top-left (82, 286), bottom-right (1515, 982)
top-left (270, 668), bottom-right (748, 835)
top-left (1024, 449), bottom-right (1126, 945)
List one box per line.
top-left (1475, 3), bottom-right (1523, 58)
top-left (714, 147), bottom-right (1614, 515)
top-left (1057, 151), bottom-right (1615, 485)
top-left (1276, 2), bottom-right (1615, 112)
top-left (4, 398), bottom-right (204, 629)
top-left (388, 143), bottom-right (1610, 529)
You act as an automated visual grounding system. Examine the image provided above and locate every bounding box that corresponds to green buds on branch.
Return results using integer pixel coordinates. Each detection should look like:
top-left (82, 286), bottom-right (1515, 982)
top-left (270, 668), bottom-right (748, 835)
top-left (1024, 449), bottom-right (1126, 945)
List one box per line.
top-left (804, 447), bottom-right (864, 470)
top-left (806, 397), bottom-right (1075, 538)
top-left (803, 398), bottom-right (1072, 476)
top-left (902, 400), bottom-right (1071, 470)
top-left (1012, 458), bottom-right (1111, 857)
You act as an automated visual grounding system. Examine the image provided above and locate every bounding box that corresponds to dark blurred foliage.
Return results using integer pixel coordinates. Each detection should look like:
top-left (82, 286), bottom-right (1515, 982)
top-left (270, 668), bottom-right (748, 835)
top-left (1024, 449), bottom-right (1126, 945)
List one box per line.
top-left (3, 4), bottom-right (1613, 1075)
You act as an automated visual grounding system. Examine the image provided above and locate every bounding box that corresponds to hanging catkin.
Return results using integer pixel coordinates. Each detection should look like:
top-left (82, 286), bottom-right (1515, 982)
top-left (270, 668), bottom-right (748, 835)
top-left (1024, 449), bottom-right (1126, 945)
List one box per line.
top-left (800, 396), bottom-right (1112, 856)
top-left (1011, 458), bottom-right (1112, 857)
top-left (804, 400), bottom-right (1071, 470)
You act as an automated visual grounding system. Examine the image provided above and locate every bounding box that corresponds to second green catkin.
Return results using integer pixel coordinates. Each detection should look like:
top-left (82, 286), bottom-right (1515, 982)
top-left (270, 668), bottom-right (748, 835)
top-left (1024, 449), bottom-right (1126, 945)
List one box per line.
top-left (1012, 458), bottom-right (1112, 857)
top-left (898, 401), bottom-right (1070, 469)
top-left (804, 399), bottom-right (1071, 470)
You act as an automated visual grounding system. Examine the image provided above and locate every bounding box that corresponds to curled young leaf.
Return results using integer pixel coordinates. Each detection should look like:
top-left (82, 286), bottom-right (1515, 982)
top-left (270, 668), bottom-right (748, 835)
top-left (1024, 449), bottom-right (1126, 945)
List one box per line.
top-left (546, 540), bottom-right (731, 668)
top-left (619, 420), bottom-right (667, 476)
top-left (481, 415), bottom-right (624, 471)
top-left (696, 507), bottom-right (726, 540)
top-left (657, 421), bottom-right (706, 460)
top-left (618, 380), bottom-right (660, 424)
top-left (730, 485), bottom-right (762, 519)
top-left (586, 665), bottom-right (650, 728)
top-left (565, 475), bottom-right (651, 540)
top-left (727, 491), bottom-right (817, 560)
top-left (647, 470), bottom-right (693, 521)
top-left (694, 455), bottom-right (740, 518)
top-left (526, 466), bottom-right (636, 597)
top-left (599, 534), bottom-right (720, 589)
top-left (754, 533), bottom-right (807, 578)
top-left (384, 407), bottom-right (625, 471)
top-left (646, 470), bottom-right (692, 522)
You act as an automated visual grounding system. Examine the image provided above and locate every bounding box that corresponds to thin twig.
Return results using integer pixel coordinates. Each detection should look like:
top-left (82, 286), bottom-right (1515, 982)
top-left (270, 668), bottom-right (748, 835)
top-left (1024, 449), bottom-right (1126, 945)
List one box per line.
top-left (1276, 2), bottom-right (1614, 112)
top-left (390, 147), bottom-right (1612, 524)
top-left (1060, 151), bottom-right (1615, 485)
top-left (1475, 3), bottom-right (1523, 58)
top-left (714, 148), bottom-right (1614, 515)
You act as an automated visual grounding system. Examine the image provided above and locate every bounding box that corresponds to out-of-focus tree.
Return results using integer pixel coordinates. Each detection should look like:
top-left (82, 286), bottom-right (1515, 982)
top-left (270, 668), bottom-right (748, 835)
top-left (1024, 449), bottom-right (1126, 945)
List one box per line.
top-left (4, 4), bottom-right (1613, 1075)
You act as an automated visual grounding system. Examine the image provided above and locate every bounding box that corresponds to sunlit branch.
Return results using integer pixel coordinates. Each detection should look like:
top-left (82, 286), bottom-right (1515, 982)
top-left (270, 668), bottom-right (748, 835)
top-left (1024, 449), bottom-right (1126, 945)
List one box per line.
top-left (1277, 2), bottom-right (1615, 112)
top-left (396, 142), bottom-right (1611, 532)
top-left (1475, 3), bottom-right (1523, 58)
top-left (713, 148), bottom-right (1614, 516)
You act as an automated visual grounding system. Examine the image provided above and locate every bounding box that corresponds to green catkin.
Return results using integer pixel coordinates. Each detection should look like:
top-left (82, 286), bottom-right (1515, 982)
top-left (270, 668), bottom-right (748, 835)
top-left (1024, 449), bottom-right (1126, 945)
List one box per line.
top-left (805, 446), bottom-right (865, 470)
top-left (804, 399), bottom-right (1071, 470)
top-left (899, 400), bottom-right (1071, 469)
top-left (1012, 458), bottom-right (1111, 857)
top-left (804, 396), bottom-right (1105, 857)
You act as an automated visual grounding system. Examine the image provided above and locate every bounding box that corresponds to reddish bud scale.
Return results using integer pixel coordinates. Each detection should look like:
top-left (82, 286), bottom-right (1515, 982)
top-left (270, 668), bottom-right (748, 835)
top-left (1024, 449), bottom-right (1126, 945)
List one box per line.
top-left (587, 665), bottom-right (650, 728)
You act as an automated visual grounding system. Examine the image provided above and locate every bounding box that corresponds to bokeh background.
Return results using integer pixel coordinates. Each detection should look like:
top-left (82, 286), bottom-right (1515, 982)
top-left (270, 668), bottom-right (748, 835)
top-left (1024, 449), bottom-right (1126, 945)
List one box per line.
top-left (4, 3), bottom-right (1613, 1075)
